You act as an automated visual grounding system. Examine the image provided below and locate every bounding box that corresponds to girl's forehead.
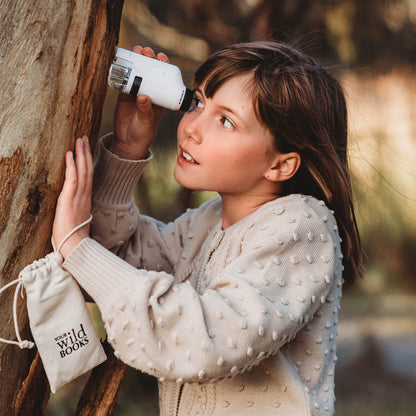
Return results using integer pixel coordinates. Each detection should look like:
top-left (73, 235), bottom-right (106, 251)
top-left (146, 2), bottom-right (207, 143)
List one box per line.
top-left (198, 72), bottom-right (255, 99)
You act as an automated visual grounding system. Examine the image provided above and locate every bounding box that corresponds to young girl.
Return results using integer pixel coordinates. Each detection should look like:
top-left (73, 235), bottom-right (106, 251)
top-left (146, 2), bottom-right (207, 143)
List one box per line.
top-left (53, 41), bottom-right (361, 415)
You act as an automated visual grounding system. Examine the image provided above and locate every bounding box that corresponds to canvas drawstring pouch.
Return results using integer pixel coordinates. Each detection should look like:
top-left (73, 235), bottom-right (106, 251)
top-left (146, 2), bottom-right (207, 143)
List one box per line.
top-left (0, 216), bottom-right (107, 393)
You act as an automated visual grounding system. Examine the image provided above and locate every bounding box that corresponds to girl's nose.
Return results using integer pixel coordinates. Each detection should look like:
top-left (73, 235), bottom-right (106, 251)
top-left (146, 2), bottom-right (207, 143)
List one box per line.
top-left (182, 112), bottom-right (203, 144)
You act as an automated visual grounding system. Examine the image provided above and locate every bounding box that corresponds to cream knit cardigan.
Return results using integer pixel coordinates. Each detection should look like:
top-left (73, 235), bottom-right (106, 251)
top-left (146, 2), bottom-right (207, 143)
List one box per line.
top-left (64, 136), bottom-right (343, 416)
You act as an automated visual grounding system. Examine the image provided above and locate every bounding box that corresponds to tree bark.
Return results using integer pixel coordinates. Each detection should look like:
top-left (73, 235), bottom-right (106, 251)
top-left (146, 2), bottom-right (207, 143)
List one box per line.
top-left (75, 341), bottom-right (127, 415)
top-left (0, 0), bottom-right (124, 414)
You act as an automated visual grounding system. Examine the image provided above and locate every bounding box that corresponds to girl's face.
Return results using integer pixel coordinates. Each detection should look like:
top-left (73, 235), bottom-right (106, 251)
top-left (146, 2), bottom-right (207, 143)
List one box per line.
top-left (174, 74), bottom-right (279, 197)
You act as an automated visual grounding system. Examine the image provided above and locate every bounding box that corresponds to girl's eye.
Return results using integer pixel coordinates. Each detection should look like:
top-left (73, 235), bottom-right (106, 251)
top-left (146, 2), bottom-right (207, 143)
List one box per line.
top-left (189, 97), bottom-right (204, 111)
top-left (220, 116), bottom-right (234, 129)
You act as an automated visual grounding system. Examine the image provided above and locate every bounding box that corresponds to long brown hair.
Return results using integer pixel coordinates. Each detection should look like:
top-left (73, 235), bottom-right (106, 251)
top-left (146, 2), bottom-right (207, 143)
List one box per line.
top-left (194, 41), bottom-right (361, 286)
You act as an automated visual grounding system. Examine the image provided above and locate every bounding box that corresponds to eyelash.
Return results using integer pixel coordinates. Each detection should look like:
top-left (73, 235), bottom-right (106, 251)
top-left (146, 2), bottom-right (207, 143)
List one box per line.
top-left (189, 97), bottom-right (204, 111)
top-left (220, 116), bottom-right (234, 129)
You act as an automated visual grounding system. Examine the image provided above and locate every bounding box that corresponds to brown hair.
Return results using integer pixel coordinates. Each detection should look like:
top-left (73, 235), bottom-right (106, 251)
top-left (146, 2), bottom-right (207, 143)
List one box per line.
top-left (194, 41), bottom-right (361, 286)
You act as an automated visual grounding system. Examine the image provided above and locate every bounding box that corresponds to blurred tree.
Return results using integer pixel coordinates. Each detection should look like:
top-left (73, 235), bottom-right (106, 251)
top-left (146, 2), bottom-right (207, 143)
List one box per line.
top-left (328, 0), bottom-right (416, 69)
top-left (140, 0), bottom-right (416, 69)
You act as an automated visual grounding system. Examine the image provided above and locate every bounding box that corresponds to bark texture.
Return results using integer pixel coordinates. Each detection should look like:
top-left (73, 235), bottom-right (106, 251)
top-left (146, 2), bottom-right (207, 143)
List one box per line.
top-left (75, 341), bottom-right (127, 416)
top-left (0, 0), bottom-right (124, 414)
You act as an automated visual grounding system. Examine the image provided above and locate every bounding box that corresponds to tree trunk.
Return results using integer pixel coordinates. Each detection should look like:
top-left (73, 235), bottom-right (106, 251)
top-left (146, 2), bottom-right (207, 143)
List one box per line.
top-left (75, 341), bottom-right (127, 415)
top-left (0, 0), bottom-right (124, 414)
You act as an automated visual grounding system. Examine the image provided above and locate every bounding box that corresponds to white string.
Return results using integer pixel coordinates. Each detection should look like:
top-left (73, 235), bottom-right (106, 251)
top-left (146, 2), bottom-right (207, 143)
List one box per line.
top-left (0, 277), bottom-right (34, 349)
top-left (52, 214), bottom-right (93, 253)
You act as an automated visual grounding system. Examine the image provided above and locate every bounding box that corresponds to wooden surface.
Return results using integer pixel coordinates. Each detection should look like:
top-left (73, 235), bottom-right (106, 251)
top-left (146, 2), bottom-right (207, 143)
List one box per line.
top-left (0, 0), bottom-right (124, 413)
top-left (75, 341), bottom-right (127, 416)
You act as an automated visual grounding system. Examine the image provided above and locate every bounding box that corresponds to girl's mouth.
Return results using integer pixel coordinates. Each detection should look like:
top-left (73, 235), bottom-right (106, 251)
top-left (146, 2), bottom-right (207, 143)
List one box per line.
top-left (181, 149), bottom-right (199, 164)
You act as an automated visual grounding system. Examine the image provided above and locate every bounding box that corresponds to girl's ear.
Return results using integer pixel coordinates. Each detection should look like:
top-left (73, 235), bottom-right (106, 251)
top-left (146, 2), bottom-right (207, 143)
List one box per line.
top-left (265, 152), bottom-right (301, 182)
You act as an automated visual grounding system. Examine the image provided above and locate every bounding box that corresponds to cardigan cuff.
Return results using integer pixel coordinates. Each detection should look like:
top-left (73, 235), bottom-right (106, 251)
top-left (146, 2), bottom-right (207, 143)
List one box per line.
top-left (92, 133), bottom-right (153, 205)
top-left (63, 238), bottom-right (144, 313)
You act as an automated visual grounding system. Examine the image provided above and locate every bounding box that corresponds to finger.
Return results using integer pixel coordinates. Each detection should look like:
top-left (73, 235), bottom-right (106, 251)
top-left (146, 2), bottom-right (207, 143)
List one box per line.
top-left (61, 151), bottom-right (77, 198)
top-left (136, 95), bottom-right (153, 114)
top-left (74, 137), bottom-right (88, 194)
top-left (142, 46), bottom-right (156, 59)
top-left (156, 52), bottom-right (169, 63)
top-left (83, 136), bottom-right (93, 174)
top-left (83, 136), bottom-right (94, 195)
top-left (132, 45), bottom-right (144, 54)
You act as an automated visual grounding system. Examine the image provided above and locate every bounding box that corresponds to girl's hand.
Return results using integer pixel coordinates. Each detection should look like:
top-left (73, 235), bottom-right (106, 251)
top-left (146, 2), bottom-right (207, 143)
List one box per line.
top-left (110, 46), bottom-right (167, 160)
top-left (53, 136), bottom-right (93, 259)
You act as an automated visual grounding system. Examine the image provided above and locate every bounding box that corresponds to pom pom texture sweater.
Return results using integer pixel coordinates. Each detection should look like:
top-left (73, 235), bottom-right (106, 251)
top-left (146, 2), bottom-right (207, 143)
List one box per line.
top-left (64, 137), bottom-right (344, 416)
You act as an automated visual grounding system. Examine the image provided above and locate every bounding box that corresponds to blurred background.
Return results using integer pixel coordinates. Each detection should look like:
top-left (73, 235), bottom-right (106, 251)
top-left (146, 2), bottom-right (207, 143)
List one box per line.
top-left (47, 0), bottom-right (416, 414)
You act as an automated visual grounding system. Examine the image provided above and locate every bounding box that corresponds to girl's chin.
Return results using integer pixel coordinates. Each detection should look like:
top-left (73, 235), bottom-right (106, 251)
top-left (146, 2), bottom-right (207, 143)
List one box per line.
top-left (173, 169), bottom-right (196, 190)
top-left (174, 166), bottom-right (217, 192)
top-left (173, 175), bottom-right (204, 192)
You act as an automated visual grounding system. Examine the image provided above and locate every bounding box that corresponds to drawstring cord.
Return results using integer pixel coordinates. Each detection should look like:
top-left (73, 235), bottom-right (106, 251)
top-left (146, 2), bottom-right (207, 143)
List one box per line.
top-left (0, 215), bottom-right (93, 349)
top-left (0, 277), bottom-right (34, 349)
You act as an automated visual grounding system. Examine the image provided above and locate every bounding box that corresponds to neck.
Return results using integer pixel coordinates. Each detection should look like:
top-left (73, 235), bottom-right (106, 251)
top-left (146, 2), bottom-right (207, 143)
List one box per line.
top-left (220, 192), bottom-right (279, 229)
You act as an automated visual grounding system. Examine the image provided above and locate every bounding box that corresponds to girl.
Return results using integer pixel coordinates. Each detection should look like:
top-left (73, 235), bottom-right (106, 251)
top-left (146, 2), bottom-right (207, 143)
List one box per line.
top-left (53, 41), bottom-right (361, 415)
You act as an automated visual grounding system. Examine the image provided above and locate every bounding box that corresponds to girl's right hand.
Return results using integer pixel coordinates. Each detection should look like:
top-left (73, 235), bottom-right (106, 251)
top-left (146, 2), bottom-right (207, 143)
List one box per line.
top-left (110, 46), bottom-right (168, 160)
top-left (53, 136), bottom-right (93, 259)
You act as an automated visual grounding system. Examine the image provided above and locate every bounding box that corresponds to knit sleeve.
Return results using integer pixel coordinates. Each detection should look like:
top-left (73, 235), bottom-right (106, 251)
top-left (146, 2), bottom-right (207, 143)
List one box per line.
top-left (90, 133), bottom-right (150, 251)
top-left (63, 196), bottom-right (343, 384)
top-left (89, 134), bottom-right (190, 273)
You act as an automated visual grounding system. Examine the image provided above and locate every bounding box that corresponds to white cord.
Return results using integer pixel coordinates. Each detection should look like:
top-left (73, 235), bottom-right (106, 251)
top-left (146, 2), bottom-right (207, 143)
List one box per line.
top-left (0, 277), bottom-right (34, 349)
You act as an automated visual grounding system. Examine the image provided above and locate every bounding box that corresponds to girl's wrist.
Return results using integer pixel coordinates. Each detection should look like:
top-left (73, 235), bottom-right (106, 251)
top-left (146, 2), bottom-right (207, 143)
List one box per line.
top-left (109, 136), bottom-right (150, 160)
top-left (59, 232), bottom-right (88, 259)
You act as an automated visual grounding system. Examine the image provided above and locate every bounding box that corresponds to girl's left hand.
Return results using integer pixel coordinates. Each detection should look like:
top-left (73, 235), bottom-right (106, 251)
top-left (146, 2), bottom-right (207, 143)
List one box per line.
top-left (52, 136), bottom-right (93, 259)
